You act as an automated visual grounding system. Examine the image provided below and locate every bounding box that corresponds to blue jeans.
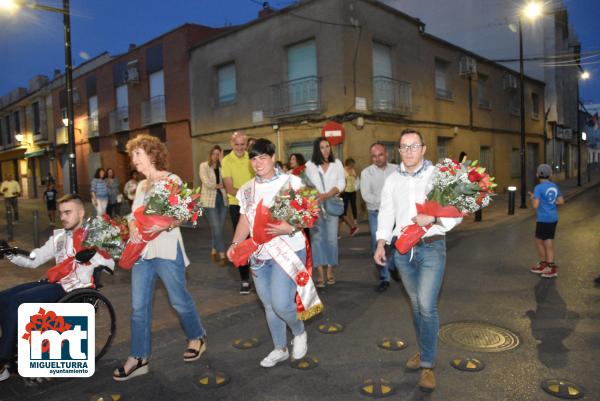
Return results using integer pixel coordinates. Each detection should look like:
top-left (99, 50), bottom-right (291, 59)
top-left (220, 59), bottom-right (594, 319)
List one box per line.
top-left (130, 246), bottom-right (205, 358)
top-left (204, 192), bottom-right (227, 254)
top-left (393, 239), bottom-right (446, 368)
top-left (252, 249), bottom-right (306, 349)
top-left (310, 213), bottom-right (339, 266)
top-left (0, 281), bottom-right (65, 361)
top-left (368, 210), bottom-right (397, 283)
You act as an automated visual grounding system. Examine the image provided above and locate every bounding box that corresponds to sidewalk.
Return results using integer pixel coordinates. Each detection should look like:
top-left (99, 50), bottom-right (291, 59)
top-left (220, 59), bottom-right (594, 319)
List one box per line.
top-left (336, 169), bottom-right (600, 240)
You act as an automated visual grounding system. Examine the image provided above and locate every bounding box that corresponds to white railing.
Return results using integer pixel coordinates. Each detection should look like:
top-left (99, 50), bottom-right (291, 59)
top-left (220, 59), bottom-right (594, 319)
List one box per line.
top-left (141, 95), bottom-right (166, 126)
top-left (271, 76), bottom-right (321, 117)
top-left (372, 76), bottom-right (413, 115)
top-left (109, 106), bottom-right (129, 133)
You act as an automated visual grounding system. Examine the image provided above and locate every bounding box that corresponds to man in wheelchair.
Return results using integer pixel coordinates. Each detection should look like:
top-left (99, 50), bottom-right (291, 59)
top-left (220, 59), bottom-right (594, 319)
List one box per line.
top-left (0, 194), bottom-right (115, 382)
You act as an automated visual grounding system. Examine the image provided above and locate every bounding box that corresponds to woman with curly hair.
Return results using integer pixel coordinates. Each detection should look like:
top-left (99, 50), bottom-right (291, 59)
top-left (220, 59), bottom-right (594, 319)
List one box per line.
top-left (113, 134), bottom-right (206, 381)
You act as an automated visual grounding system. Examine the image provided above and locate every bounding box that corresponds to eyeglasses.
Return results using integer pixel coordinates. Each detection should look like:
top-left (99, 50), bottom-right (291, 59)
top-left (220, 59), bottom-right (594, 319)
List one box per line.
top-left (399, 143), bottom-right (424, 153)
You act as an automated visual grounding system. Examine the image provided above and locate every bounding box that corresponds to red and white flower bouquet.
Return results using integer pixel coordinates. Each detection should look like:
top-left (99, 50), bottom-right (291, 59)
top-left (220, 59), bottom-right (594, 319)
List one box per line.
top-left (229, 186), bottom-right (320, 268)
top-left (118, 179), bottom-right (202, 269)
top-left (395, 158), bottom-right (497, 254)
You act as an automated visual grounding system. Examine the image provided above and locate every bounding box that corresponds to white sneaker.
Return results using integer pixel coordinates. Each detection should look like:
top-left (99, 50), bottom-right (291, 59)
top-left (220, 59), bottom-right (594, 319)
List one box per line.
top-left (260, 348), bottom-right (289, 368)
top-left (291, 331), bottom-right (308, 360)
top-left (0, 367), bottom-right (10, 382)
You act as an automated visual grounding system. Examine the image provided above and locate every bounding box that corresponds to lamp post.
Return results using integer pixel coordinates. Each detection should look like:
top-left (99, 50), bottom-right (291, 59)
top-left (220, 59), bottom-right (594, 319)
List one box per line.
top-left (1, 0), bottom-right (77, 193)
top-left (576, 70), bottom-right (590, 187)
top-left (517, 1), bottom-right (543, 208)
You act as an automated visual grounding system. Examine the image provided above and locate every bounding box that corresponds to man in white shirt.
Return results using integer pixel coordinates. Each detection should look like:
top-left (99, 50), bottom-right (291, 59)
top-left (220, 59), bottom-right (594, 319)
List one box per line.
top-left (1, 174), bottom-right (21, 222)
top-left (360, 143), bottom-right (398, 292)
top-left (0, 194), bottom-right (114, 382)
top-left (374, 129), bottom-right (461, 393)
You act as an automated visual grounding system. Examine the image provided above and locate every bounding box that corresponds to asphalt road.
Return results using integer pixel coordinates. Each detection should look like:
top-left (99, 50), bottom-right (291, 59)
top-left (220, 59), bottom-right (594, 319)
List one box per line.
top-left (1, 185), bottom-right (599, 401)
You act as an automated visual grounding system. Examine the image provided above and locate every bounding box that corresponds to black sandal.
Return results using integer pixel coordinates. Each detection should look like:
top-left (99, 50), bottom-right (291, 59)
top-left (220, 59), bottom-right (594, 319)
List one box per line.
top-left (113, 357), bottom-right (149, 381)
top-left (183, 338), bottom-right (206, 362)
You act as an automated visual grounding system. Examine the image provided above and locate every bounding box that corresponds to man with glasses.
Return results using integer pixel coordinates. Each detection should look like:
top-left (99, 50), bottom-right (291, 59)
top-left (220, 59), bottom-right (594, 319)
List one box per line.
top-left (374, 129), bottom-right (461, 393)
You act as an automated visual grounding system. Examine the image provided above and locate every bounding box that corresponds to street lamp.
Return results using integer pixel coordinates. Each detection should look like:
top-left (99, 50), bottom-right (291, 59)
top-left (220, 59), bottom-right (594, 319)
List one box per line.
top-left (517, 1), bottom-right (543, 208)
top-left (577, 70), bottom-right (590, 187)
top-left (1, 0), bottom-right (77, 194)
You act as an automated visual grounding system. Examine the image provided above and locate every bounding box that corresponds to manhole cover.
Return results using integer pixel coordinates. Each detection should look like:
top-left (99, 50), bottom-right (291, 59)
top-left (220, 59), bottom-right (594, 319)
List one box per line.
top-left (377, 338), bottom-right (407, 351)
top-left (291, 355), bottom-right (320, 370)
top-left (542, 379), bottom-right (585, 399)
top-left (359, 378), bottom-right (395, 398)
top-left (439, 321), bottom-right (519, 352)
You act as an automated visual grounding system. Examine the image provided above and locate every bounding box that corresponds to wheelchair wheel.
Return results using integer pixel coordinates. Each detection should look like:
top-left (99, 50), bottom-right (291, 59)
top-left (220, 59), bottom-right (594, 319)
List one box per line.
top-left (59, 289), bottom-right (116, 361)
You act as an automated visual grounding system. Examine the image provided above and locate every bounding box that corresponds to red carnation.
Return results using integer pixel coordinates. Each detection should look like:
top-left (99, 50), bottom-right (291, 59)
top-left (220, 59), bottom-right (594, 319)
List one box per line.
top-left (296, 271), bottom-right (310, 287)
top-left (468, 170), bottom-right (482, 182)
top-left (168, 195), bottom-right (179, 206)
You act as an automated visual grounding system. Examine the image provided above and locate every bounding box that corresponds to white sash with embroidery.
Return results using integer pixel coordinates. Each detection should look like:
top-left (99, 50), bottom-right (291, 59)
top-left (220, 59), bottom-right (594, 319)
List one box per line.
top-left (243, 176), bottom-right (323, 320)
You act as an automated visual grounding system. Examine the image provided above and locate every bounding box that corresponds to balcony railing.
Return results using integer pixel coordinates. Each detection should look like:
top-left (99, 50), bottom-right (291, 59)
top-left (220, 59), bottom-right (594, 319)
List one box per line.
top-left (372, 76), bottom-right (413, 115)
top-left (271, 76), bottom-right (321, 117)
top-left (85, 116), bottom-right (99, 138)
top-left (435, 87), bottom-right (454, 101)
top-left (109, 106), bottom-right (129, 133)
top-left (141, 95), bottom-right (166, 126)
top-left (479, 98), bottom-right (491, 109)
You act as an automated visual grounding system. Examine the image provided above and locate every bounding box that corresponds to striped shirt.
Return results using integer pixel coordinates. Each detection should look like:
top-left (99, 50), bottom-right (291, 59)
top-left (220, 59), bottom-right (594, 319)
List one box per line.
top-left (90, 178), bottom-right (109, 199)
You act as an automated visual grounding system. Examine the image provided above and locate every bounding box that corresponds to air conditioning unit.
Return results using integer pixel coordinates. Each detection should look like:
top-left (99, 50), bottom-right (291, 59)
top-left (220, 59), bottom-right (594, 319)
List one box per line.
top-left (459, 56), bottom-right (477, 76)
top-left (503, 74), bottom-right (518, 91)
top-left (126, 60), bottom-right (139, 85)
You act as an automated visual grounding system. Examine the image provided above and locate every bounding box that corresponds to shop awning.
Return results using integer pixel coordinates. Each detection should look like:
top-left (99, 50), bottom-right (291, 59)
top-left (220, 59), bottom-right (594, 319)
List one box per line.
top-left (24, 149), bottom-right (46, 158)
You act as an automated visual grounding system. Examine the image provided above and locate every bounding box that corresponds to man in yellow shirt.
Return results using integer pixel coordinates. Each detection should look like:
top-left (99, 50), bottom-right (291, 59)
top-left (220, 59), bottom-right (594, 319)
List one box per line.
top-left (222, 132), bottom-right (255, 294)
top-left (1, 174), bottom-right (21, 222)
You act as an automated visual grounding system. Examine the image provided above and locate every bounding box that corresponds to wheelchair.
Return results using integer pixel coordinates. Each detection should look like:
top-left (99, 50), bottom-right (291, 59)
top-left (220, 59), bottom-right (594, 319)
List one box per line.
top-left (58, 265), bottom-right (116, 361)
top-left (0, 242), bottom-right (117, 362)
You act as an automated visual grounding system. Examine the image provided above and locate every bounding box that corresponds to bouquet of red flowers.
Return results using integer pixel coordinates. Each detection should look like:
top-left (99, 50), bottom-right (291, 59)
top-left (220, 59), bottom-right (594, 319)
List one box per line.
top-left (118, 179), bottom-right (202, 269)
top-left (395, 159), bottom-right (496, 254)
top-left (229, 187), bottom-right (320, 267)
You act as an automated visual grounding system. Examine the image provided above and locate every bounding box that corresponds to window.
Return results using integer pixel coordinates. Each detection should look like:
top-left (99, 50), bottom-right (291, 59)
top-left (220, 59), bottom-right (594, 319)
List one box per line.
top-left (32, 101), bottom-right (41, 136)
top-left (116, 84), bottom-right (128, 109)
top-left (288, 40), bottom-right (317, 81)
top-left (372, 42), bottom-right (392, 78)
top-left (478, 74), bottom-right (491, 109)
top-left (435, 59), bottom-right (452, 100)
top-left (286, 40), bottom-right (318, 113)
top-left (480, 146), bottom-right (493, 174)
top-left (381, 141), bottom-right (401, 164)
top-left (531, 93), bottom-right (540, 119)
top-left (4, 115), bottom-right (11, 145)
top-left (217, 63), bottom-right (236, 104)
top-left (13, 111), bottom-right (21, 134)
top-left (437, 137), bottom-right (452, 162)
top-left (511, 148), bottom-right (520, 178)
top-left (0, 117), bottom-right (5, 146)
top-left (88, 95), bottom-right (99, 133)
top-left (149, 70), bottom-right (165, 98)
top-left (509, 93), bottom-right (520, 116)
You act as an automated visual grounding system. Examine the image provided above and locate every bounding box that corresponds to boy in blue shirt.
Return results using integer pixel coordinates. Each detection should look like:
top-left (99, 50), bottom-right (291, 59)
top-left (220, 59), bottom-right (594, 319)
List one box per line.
top-left (529, 164), bottom-right (565, 278)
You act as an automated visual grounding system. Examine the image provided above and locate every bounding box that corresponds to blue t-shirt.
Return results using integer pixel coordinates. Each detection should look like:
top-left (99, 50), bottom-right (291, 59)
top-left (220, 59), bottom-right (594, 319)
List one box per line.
top-left (533, 181), bottom-right (562, 223)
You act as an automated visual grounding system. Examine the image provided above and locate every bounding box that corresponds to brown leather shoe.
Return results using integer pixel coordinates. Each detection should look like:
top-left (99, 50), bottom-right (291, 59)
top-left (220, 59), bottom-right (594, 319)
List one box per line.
top-left (418, 368), bottom-right (436, 392)
top-left (406, 352), bottom-right (420, 370)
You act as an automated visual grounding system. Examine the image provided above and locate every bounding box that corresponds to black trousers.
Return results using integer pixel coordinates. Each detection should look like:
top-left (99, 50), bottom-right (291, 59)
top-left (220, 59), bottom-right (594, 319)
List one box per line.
top-left (229, 205), bottom-right (250, 281)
